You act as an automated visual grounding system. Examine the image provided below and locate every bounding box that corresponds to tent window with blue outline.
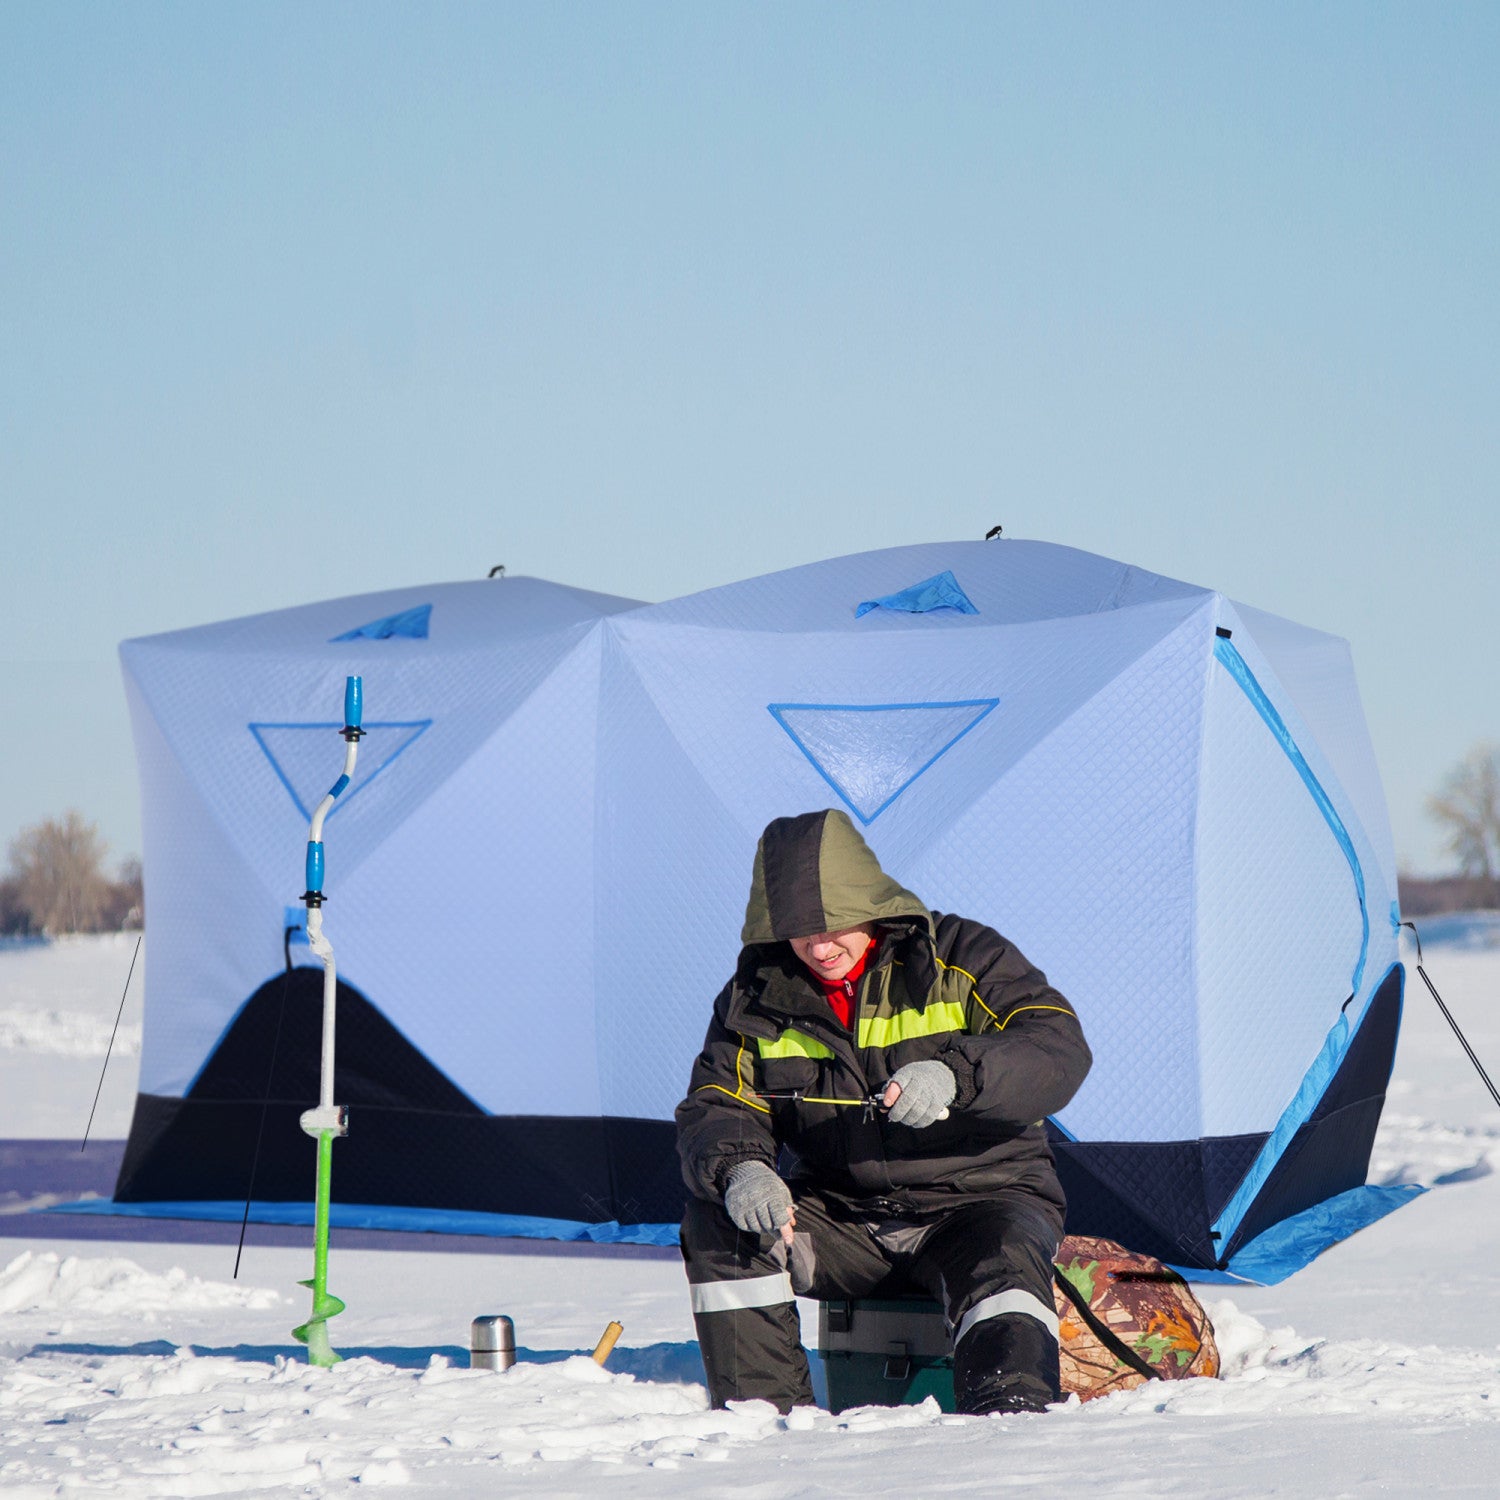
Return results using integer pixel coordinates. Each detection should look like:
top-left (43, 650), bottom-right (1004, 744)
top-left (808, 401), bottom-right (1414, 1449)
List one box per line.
top-left (769, 700), bottom-right (998, 823)
top-left (249, 721), bottom-right (432, 822)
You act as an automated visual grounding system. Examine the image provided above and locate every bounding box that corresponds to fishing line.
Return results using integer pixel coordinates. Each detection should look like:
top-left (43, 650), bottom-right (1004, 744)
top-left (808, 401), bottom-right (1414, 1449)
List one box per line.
top-left (81, 933), bottom-right (141, 1151)
top-left (233, 937), bottom-right (297, 1279)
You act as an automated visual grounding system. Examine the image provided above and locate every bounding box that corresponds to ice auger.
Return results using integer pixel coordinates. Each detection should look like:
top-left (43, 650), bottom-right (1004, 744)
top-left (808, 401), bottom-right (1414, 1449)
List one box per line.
top-left (292, 674), bottom-right (364, 1366)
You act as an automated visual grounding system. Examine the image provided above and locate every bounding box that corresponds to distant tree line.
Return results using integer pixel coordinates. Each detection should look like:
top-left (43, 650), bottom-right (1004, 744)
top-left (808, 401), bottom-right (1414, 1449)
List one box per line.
top-left (0, 811), bottom-right (142, 936)
top-left (1397, 873), bottom-right (1500, 918)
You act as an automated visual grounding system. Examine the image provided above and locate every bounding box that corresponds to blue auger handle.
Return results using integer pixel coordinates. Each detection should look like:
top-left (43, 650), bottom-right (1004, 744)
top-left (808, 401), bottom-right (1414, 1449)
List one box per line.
top-left (344, 676), bottom-right (363, 732)
top-left (306, 842), bottom-right (325, 896)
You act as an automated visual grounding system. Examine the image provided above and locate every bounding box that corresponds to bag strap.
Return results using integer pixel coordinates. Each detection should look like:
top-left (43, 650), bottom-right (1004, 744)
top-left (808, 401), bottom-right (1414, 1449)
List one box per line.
top-left (1052, 1266), bottom-right (1162, 1383)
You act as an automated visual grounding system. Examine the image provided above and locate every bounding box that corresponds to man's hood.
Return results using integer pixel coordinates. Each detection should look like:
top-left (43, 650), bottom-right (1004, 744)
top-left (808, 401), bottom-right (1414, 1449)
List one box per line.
top-left (740, 809), bottom-right (931, 945)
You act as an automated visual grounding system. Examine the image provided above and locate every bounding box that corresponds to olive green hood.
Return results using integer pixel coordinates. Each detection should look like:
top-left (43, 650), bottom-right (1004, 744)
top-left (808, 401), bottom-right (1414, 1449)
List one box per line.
top-left (740, 809), bottom-right (931, 945)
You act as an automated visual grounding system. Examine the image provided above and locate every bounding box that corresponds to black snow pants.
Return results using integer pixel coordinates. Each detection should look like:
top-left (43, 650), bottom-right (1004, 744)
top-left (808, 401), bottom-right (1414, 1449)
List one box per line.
top-left (681, 1185), bottom-right (1063, 1415)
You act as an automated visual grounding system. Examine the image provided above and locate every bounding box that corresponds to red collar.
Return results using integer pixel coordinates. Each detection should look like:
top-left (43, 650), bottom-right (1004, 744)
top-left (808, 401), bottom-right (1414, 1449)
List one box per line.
top-left (813, 942), bottom-right (872, 994)
top-left (811, 939), bottom-right (872, 1029)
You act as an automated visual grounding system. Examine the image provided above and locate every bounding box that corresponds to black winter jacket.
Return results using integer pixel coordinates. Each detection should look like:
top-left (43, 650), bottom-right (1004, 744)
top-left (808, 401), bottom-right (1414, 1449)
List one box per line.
top-left (675, 810), bottom-right (1092, 1220)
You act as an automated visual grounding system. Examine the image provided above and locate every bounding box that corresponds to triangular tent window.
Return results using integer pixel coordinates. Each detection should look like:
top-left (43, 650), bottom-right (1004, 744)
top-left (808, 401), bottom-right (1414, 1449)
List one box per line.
top-left (249, 720), bottom-right (432, 821)
top-left (769, 699), bottom-right (998, 824)
top-left (331, 603), bottom-right (432, 641)
top-left (855, 570), bottom-right (978, 619)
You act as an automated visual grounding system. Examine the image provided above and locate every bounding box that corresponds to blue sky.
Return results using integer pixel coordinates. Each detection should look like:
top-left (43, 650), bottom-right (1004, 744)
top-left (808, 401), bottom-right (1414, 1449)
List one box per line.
top-left (2, 2), bottom-right (1496, 875)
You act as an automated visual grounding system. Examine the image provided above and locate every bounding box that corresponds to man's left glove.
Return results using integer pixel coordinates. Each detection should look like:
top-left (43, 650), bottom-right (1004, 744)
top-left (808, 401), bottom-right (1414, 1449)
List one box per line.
top-left (885, 1060), bottom-right (957, 1128)
top-left (724, 1160), bottom-right (794, 1234)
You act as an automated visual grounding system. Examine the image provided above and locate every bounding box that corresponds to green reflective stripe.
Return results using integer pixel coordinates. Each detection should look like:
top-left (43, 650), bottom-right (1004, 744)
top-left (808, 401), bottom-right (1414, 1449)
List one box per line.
top-left (757, 1029), bottom-right (835, 1061)
top-left (858, 1000), bottom-right (967, 1049)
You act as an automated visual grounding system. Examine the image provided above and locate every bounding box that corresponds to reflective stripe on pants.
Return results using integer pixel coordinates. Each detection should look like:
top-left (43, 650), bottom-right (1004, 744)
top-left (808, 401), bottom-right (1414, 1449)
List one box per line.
top-left (955, 1287), bottom-right (1060, 1346)
top-left (689, 1270), bottom-right (795, 1315)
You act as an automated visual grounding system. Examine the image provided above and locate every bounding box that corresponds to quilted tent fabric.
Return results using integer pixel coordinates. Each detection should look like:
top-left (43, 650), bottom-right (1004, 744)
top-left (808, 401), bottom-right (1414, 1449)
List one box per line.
top-left (111, 541), bottom-right (1404, 1274)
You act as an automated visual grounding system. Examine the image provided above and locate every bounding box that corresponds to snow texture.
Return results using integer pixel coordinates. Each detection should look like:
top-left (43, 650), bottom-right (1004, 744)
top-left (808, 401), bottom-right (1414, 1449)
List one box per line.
top-left (1, 930), bottom-right (1498, 1496)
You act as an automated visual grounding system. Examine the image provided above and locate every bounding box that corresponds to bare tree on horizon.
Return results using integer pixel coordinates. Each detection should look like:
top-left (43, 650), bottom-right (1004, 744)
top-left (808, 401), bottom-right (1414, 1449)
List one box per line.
top-left (5, 810), bottom-right (112, 935)
top-left (1427, 743), bottom-right (1500, 881)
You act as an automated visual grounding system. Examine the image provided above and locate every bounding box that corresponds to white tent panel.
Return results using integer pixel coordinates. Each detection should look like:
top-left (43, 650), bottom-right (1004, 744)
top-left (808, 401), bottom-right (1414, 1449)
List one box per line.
top-left (910, 605), bottom-right (1216, 1144)
top-left (338, 626), bottom-right (612, 1117)
top-left (1216, 608), bottom-right (1399, 1012)
top-left (607, 595), bottom-right (1210, 854)
top-left (1194, 658), bottom-right (1366, 1137)
top-left (594, 633), bottom-right (760, 1120)
top-left (126, 672), bottom-right (286, 1097)
top-left (1229, 601), bottom-right (1400, 898)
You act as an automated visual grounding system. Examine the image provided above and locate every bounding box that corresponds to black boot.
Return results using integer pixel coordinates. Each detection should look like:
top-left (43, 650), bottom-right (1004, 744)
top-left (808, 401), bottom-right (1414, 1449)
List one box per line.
top-left (953, 1312), bottom-right (1060, 1415)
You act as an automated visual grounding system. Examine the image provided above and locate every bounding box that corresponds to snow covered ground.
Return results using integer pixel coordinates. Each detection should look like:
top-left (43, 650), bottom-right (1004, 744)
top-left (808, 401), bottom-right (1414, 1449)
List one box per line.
top-left (2, 929), bottom-right (1498, 1496)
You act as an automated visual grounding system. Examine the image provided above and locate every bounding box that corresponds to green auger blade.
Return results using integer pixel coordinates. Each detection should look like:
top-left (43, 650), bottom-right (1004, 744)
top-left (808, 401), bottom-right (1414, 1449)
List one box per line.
top-left (293, 1283), bottom-right (347, 1365)
top-left (294, 1283), bottom-right (348, 1323)
top-left (294, 1126), bottom-right (344, 1366)
top-left (294, 1313), bottom-right (342, 1367)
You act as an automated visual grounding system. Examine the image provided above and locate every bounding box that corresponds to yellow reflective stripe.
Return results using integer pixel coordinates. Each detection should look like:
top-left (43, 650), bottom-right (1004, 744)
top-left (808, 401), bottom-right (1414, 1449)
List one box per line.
top-left (996, 1003), bottom-right (1076, 1030)
top-left (934, 957), bottom-right (1076, 1031)
top-left (757, 1029), bottom-right (834, 1061)
top-left (693, 1083), bottom-right (771, 1114)
top-left (693, 1034), bottom-right (771, 1114)
top-left (934, 954), bottom-right (998, 1024)
top-left (858, 1000), bottom-right (967, 1049)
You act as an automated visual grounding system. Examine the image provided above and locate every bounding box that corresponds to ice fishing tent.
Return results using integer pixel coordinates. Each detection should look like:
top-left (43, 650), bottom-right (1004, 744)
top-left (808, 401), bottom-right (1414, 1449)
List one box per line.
top-left (109, 541), bottom-right (1410, 1277)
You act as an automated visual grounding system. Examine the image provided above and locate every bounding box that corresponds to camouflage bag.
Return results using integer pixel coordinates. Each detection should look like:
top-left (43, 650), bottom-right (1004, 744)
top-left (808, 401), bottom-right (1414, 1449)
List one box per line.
top-left (1052, 1234), bottom-right (1220, 1401)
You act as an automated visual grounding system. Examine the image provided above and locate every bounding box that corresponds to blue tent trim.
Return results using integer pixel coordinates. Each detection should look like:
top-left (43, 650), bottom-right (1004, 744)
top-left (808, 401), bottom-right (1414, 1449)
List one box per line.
top-left (1212, 961), bottom-right (1404, 1255)
top-left (249, 719), bottom-right (432, 823)
top-left (1214, 637), bottom-right (1370, 996)
top-left (47, 1180), bottom-right (1422, 1274)
top-left (1205, 639), bottom-right (1377, 1252)
top-left (44, 1196), bottom-right (680, 1247)
top-left (331, 603), bottom-right (433, 641)
top-left (1048, 964), bottom-right (1405, 1272)
top-left (769, 699), bottom-right (999, 824)
top-left (855, 570), bottom-right (978, 618)
top-left (1176, 1183), bottom-right (1425, 1285)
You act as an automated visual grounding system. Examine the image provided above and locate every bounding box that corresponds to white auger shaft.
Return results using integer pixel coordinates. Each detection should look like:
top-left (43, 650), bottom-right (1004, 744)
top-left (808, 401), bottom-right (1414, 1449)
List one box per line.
top-left (299, 675), bottom-right (364, 1138)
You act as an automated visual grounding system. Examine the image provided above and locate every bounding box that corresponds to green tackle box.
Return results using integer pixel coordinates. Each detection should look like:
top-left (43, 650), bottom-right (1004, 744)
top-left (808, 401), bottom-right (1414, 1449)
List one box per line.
top-left (816, 1296), bottom-right (955, 1412)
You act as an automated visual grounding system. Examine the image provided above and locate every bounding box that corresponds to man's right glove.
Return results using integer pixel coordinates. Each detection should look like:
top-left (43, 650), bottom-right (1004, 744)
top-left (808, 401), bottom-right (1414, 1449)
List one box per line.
top-left (884, 1059), bottom-right (957, 1128)
top-left (724, 1160), bottom-right (794, 1234)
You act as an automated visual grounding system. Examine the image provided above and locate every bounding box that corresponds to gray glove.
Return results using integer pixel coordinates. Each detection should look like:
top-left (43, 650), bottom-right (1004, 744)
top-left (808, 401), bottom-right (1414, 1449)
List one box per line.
top-left (885, 1060), bottom-right (957, 1128)
top-left (724, 1161), bottom-right (794, 1234)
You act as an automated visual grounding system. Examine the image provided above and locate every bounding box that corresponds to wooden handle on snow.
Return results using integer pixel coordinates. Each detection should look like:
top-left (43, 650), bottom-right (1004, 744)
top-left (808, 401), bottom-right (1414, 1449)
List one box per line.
top-left (591, 1321), bottom-right (624, 1365)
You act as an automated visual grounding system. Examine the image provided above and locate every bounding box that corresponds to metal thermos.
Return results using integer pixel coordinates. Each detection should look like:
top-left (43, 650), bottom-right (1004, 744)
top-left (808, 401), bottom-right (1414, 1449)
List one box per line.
top-left (470, 1314), bottom-right (516, 1371)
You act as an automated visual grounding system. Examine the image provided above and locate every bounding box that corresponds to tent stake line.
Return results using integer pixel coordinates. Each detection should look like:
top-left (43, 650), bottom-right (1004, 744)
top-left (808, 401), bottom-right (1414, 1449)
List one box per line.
top-left (81, 933), bottom-right (141, 1152)
top-left (1402, 921), bottom-right (1500, 1112)
top-left (291, 674), bottom-right (364, 1367)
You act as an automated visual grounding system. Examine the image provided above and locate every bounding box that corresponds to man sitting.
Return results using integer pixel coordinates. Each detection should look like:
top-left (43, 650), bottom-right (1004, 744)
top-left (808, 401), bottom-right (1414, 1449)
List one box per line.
top-left (675, 808), bottom-right (1092, 1415)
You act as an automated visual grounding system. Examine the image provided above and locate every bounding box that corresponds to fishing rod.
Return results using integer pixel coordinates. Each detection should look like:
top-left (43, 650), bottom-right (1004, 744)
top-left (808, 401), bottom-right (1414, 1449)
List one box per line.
top-left (292, 674), bottom-right (364, 1367)
top-left (756, 1088), bottom-right (947, 1123)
